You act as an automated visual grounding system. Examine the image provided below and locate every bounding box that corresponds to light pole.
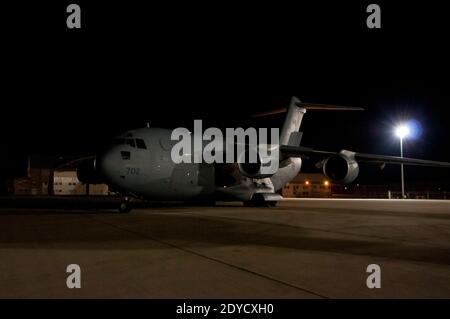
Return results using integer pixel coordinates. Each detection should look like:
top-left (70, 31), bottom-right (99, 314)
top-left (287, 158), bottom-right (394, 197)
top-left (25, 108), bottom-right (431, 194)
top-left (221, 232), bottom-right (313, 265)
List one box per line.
top-left (399, 136), bottom-right (405, 198)
top-left (395, 125), bottom-right (410, 199)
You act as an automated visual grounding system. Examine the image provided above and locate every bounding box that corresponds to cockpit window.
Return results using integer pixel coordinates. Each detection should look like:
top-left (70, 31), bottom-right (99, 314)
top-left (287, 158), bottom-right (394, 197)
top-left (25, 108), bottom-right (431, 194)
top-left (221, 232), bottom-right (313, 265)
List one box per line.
top-left (136, 139), bottom-right (147, 149)
top-left (121, 151), bottom-right (130, 160)
top-left (113, 138), bottom-right (146, 149)
top-left (126, 139), bottom-right (136, 147)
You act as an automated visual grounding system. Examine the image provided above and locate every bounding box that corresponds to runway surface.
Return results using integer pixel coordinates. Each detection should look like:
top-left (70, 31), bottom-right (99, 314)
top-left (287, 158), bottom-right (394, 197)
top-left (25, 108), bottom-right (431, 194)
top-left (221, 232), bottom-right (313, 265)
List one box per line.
top-left (1, 198), bottom-right (450, 298)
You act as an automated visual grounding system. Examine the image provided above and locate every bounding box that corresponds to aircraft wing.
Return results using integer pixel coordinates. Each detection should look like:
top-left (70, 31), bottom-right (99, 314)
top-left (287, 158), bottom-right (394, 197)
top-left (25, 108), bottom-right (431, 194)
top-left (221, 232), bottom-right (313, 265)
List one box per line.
top-left (352, 152), bottom-right (450, 167)
top-left (280, 145), bottom-right (450, 168)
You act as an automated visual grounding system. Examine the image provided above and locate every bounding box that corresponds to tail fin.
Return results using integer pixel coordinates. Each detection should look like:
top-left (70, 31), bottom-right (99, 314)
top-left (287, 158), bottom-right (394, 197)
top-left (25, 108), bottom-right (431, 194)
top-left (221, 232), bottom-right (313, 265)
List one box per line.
top-left (280, 97), bottom-right (306, 146)
top-left (276, 97), bottom-right (364, 146)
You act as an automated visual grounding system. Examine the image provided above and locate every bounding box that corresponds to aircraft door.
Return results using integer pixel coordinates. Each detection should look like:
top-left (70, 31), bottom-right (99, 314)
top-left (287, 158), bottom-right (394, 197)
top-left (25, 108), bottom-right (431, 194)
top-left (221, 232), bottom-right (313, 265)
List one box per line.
top-left (170, 162), bottom-right (204, 199)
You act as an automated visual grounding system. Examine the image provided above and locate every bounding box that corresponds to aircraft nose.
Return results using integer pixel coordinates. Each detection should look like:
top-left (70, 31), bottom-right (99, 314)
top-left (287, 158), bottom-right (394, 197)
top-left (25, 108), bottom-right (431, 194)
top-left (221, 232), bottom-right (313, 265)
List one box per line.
top-left (96, 146), bottom-right (125, 184)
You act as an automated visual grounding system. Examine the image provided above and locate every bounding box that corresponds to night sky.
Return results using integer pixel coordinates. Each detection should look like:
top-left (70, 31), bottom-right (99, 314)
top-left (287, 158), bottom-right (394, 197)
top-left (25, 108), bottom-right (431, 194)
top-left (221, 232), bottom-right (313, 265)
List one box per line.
top-left (2, 1), bottom-right (449, 185)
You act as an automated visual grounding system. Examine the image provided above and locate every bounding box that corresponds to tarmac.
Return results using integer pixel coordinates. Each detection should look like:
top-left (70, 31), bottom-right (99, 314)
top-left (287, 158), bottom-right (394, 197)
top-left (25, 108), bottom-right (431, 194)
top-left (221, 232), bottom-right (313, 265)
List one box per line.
top-left (0, 197), bottom-right (450, 298)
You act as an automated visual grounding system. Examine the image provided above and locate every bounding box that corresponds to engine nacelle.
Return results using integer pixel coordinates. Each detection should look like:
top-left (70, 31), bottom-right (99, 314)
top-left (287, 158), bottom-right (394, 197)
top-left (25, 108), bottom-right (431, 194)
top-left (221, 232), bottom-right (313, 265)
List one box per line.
top-left (237, 145), bottom-right (279, 179)
top-left (76, 158), bottom-right (104, 184)
top-left (322, 150), bottom-right (359, 184)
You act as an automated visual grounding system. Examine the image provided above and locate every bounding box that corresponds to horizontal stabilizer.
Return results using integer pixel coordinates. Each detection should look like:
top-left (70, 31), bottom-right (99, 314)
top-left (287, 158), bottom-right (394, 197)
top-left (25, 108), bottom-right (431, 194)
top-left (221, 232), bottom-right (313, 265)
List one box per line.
top-left (296, 102), bottom-right (364, 111)
top-left (252, 98), bottom-right (364, 117)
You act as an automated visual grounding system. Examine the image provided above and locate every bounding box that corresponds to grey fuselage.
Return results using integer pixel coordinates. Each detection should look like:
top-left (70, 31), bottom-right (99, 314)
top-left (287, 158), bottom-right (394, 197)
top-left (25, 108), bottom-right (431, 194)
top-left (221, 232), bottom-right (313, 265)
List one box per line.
top-left (97, 128), bottom-right (301, 201)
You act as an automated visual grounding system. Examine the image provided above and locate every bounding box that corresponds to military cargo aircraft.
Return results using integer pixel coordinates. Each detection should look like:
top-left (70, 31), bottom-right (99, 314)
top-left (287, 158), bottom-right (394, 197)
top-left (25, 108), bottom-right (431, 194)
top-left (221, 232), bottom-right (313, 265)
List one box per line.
top-left (76, 97), bottom-right (450, 212)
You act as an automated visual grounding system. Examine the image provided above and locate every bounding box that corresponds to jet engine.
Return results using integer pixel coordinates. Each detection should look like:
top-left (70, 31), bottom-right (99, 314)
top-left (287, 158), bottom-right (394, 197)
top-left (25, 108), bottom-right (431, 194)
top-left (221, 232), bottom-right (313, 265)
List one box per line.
top-left (76, 158), bottom-right (104, 184)
top-left (237, 145), bottom-right (280, 179)
top-left (322, 150), bottom-right (359, 184)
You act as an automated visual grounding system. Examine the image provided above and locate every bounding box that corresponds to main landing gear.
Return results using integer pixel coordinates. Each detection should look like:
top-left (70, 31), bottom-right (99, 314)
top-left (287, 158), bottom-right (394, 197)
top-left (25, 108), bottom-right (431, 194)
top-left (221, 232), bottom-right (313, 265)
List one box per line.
top-left (243, 194), bottom-right (278, 207)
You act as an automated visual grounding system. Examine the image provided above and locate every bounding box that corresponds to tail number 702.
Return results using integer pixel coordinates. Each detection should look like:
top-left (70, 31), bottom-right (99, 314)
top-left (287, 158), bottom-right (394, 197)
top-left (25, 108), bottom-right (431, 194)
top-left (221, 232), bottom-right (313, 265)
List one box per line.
top-left (126, 167), bottom-right (141, 175)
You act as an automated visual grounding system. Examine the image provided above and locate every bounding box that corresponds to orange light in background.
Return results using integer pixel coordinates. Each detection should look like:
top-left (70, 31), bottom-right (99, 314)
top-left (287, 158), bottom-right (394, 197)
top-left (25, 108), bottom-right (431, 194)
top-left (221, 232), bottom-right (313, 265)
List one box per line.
top-left (324, 180), bottom-right (330, 186)
top-left (305, 181), bottom-right (310, 185)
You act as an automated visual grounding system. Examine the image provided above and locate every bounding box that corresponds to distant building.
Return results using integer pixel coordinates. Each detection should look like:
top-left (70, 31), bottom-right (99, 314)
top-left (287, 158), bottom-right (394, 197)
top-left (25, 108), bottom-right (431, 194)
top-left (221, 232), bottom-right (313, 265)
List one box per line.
top-left (12, 156), bottom-right (109, 196)
top-left (53, 170), bottom-right (108, 195)
top-left (282, 173), bottom-right (448, 199)
top-left (282, 173), bottom-right (331, 198)
top-left (14, 168), bottom-right (50, 195)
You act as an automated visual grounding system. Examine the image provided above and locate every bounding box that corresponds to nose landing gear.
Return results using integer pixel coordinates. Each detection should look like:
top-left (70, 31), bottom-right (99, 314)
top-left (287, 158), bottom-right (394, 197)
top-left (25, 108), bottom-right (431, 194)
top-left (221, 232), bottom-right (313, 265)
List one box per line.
top-left (118, 196), bottom-right (132, 213)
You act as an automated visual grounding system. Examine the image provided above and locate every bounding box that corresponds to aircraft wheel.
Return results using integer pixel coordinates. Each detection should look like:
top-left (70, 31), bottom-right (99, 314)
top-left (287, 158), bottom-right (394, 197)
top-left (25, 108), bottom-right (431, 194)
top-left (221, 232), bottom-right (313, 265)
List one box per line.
top-left (267, 201), bottom-right (278, 207)
top-left (244, 195), bottom-right (277, 207)
top-left (118, 201), bottom-right (132, 213)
